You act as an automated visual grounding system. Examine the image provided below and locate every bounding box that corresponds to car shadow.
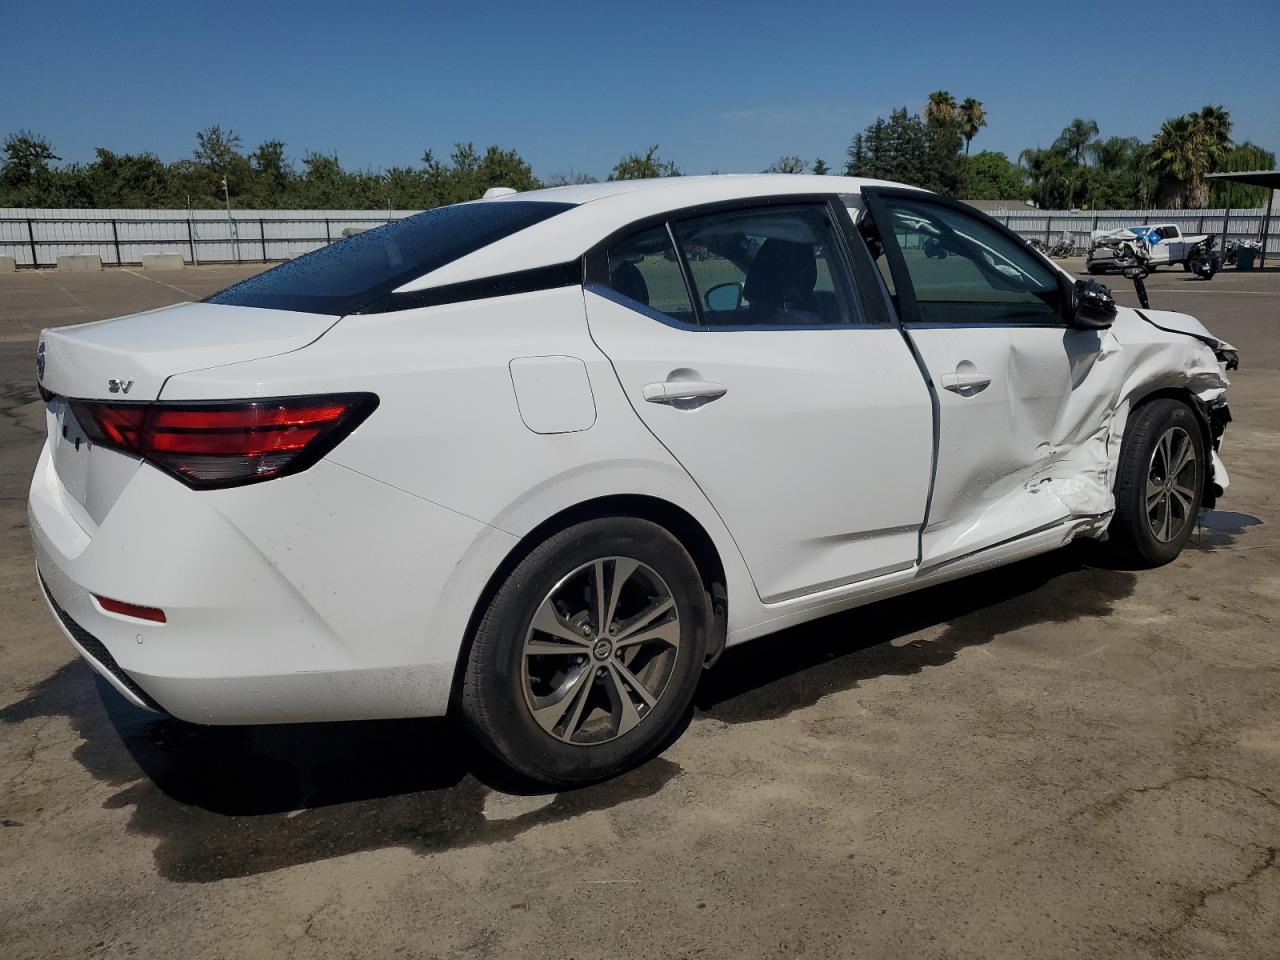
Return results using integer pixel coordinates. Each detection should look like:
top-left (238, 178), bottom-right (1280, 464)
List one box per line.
top-left (2, 547), bottom-right (1136, 882)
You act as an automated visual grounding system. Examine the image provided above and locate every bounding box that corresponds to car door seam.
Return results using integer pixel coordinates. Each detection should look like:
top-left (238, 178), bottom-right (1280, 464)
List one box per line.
top-left (578, 285), bottom-right (764, 602)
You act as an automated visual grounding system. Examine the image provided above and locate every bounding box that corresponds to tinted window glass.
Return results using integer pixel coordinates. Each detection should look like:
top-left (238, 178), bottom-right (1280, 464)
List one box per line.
top-left (672, 205), bottom-right (861, 327)
top-left (206, 200), bottom-right (574, 315)
top-left (605, 226), bottom-right (695, 324)
top-left (883, 199), bottom-right (1061, 324)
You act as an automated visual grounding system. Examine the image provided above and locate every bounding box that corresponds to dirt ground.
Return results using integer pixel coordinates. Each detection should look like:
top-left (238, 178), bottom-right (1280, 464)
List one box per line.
top-left (1, 260), bottom-right (1277, 959)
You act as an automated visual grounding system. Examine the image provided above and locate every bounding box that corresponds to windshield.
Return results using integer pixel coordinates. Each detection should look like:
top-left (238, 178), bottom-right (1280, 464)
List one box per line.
top-left (205, 200), bottom-right (575, 315)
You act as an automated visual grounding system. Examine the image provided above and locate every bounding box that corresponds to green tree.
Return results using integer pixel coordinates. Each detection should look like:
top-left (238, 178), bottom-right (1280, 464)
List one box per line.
top-left (78, 149), bottom-right (173, 207)
top-left (1018, 145), bottom-right (1075, 209)
top-left (962, 151), bottom-right (1024, 200)
top-left (608, 145), bottom-right (680, 180)
top-left (249, 139), bottom-right (292, 204)
top-left (1209, 141), bottom-right (1276, 207)
top-left (0, 131), bottom-right (62, 205)
top-left (958, 97), bottom-right (987, 155)
top-left (546, 170), bottom-right (598, 186)
top-left (1149, 106), bottom-right (1233, 209)
top-left (1054, 118), bottom-right (1100, 166)
top-left (763, 155), bottom-right (806, 174)
top-left (811, 158), bottom-right (830, 175)
top-left (846, 107), bottom-right (962, 195)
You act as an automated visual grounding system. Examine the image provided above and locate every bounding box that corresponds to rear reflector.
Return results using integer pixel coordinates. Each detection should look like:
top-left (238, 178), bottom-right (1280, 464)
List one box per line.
top-left (95, 594), bottom-right (167, 623)
top-left (69, 393), bottom-right (378, 489)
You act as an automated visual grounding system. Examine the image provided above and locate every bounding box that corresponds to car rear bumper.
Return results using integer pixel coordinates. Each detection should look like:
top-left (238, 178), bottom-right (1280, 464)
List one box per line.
top-left (29, 440), bottom-right (511, 724)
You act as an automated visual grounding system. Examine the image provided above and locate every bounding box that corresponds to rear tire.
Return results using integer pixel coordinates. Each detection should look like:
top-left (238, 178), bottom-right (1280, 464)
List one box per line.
top-left (1104, 398), bottom-right (1205, 567)
top-left (461, 517), bottom-right (707, 786)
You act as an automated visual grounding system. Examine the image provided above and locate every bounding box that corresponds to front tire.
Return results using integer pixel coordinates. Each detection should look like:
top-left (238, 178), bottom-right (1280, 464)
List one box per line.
top-left (461, 517), bottom-right (708, 786)
top-left (1105, 398), bottom-right (1205, 567)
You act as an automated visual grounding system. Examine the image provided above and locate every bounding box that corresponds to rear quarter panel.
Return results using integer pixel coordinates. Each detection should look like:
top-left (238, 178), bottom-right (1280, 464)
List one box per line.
top-left (161, 287), bottom-right (759, 650)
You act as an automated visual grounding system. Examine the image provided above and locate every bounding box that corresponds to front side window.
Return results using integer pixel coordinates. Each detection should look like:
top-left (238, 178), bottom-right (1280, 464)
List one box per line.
top-left (880, 199), bottom-right (1062, 325)
top-left (206, 200), bottom-right (574, 315)
top-left (672, 205), bottom-right (861, 327)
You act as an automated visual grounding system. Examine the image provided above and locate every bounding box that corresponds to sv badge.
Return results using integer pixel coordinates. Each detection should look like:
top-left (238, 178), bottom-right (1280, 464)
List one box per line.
top-left (107, 378), bottom-right (134, 394)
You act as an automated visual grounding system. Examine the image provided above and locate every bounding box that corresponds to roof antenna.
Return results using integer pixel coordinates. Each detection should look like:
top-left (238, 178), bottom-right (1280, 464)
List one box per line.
top-left (482, 187), bottom-right (518, 199)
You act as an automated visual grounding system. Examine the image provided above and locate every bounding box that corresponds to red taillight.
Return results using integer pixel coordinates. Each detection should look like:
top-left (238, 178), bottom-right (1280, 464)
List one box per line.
top-left (69, 393), bottom-right (378, 489)
top-left (95, 594), bottom-right (167, 623)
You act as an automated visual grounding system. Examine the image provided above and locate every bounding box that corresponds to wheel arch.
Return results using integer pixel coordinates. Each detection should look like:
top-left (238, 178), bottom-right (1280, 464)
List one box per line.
top-left (449, 494), bottom-right (731, 710)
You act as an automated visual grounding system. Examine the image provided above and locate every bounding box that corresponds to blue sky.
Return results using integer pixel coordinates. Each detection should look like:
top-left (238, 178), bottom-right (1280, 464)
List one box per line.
top-left (4, 0), bottom-right (1278, 179)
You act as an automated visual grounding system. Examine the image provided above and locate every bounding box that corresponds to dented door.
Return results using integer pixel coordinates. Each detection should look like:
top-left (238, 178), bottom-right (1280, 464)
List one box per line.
top-left (862, 189), bottom-right (1116, 567)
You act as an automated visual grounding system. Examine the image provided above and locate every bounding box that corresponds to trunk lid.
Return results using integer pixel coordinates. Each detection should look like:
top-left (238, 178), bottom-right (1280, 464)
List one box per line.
top-left (37, 302), bottom-right (339, 528)
top-left (38, 302), bottom-right (339, 402)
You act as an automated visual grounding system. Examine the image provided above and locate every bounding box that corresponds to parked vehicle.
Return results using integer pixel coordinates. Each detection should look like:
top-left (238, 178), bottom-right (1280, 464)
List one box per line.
top-left (1224, 238), bottom-right (1262, 267)
top-left (1187, 237), bottom-right (1223, 280)
top-left (1049, 235), bottom-right (1075, 258)
top-left (1087, 223), bottom-right (1211, 274)
top-left (30, 176), bottom-right (1235, 785)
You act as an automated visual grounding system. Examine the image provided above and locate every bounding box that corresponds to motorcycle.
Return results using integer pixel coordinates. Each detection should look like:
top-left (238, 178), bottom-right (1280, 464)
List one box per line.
top-left (1187, 237), bottom-right (1222, 280)
top-left (1223, 238), bottom-right (1262, 267)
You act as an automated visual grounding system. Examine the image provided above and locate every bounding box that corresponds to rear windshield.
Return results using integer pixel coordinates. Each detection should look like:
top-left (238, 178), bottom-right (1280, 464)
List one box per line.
top-left (205, 200), bottom-right (575, 315)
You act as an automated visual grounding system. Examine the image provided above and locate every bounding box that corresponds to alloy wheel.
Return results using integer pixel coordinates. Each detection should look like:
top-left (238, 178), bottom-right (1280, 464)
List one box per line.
top-left (1146, 426), bottom-right (1197, 543)
top-left (521, 557), bottom-right (681, 745)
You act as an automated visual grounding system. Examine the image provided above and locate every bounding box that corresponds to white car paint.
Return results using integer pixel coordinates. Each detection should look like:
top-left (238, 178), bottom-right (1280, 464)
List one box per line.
top-left (29, 175), bottom-right (1232, 725)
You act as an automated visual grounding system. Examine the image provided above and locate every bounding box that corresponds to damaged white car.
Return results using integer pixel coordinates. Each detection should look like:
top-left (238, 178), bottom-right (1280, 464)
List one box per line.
top-left (30, 176), bottom-right (1234, 785)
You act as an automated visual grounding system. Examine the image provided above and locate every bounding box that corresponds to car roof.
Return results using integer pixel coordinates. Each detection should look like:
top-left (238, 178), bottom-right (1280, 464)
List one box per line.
top-left (394, 174), bottom-right (922, 294)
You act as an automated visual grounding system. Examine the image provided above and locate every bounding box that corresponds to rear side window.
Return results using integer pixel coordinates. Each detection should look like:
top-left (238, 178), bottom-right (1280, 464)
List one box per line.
top-left (673, 205), bottom-right (861, 327)
top-left (606, 227), bottom-right (696, 324)
top-left (206, 200), bottom-right (574, 315)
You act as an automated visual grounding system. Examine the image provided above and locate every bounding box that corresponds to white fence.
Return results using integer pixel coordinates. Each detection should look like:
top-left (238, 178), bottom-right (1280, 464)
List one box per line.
top-left (982, 205), bottom-right (1275, 257)
top-left (1, 203), bottom-right (1275, 267)
top-left (0, 207), bottom-right (420, 267)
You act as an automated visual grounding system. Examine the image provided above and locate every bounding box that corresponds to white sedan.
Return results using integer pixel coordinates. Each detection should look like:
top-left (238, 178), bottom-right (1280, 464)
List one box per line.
top-left (30, 175), bottom-right (1234, 784)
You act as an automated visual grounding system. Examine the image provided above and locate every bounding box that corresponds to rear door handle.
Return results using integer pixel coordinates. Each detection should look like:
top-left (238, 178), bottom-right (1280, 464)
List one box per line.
top-left (642, 380), bottom-right (728, 404)
top-left (940, 372), bottom-right (992, 394)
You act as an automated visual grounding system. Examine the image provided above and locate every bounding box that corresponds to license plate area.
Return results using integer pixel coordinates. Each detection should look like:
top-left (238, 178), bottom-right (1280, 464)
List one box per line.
top-left (48, 398), bottom-right (142, 525)
top-left (51, 399), bottom-right (92, 507)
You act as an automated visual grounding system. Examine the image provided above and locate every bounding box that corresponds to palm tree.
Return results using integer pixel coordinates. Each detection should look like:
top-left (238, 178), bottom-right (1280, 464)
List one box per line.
top-left (1149, 106), bottom-right (1233, 209)
top-left (1054, 118), bottom-right (1100, 166)
top-left (1149, 115), bottom-right (1209, 208)
top-left (923, 90), bottom-right (958, 127)
top-left (958, 98), bottom-right (987, 155)
top-left (1089, 135), bottom-right (1140, 172)
top-left (1195, 104), bottom-right (1232, 168)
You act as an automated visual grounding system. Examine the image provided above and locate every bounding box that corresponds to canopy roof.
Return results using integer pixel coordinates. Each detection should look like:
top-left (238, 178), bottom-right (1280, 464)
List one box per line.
top-left (1205, 170), bottom-right (1280, 189)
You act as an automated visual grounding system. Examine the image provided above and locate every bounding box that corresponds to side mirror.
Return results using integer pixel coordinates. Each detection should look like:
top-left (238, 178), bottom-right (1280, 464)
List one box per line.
top-left (1070, 278), bottom-right (1117, 330)
top-left (705, 281), bottom-right (744, 312)
top-left (1120, 265), bottom-right (1151, 309)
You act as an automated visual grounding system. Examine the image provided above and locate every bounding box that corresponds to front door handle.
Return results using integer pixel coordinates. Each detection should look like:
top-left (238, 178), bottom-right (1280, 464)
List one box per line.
top-left (642, 379), bottom-right (728, 404)
top-left (940, 372), bottom-right (992, 394)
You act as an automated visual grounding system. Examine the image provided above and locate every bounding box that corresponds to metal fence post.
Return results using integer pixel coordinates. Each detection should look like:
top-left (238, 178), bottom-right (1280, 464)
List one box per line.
top-left (26, 218), bottom-right (38, 267)
top-left (1220, 182), bottom-right (1233, 254)
top-left (110, 219), bottom-right (122, 266)
top-left (259, 218), bottom-right (267, 261)
top-left (1045, 217), bottom-right (1052, 246)
top-left (324, 218), bottom-right (333, 244)
top-left (1260, 190), bottom-right (1274, 268)
top-left (187, 218), bottom-right (196, 264)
